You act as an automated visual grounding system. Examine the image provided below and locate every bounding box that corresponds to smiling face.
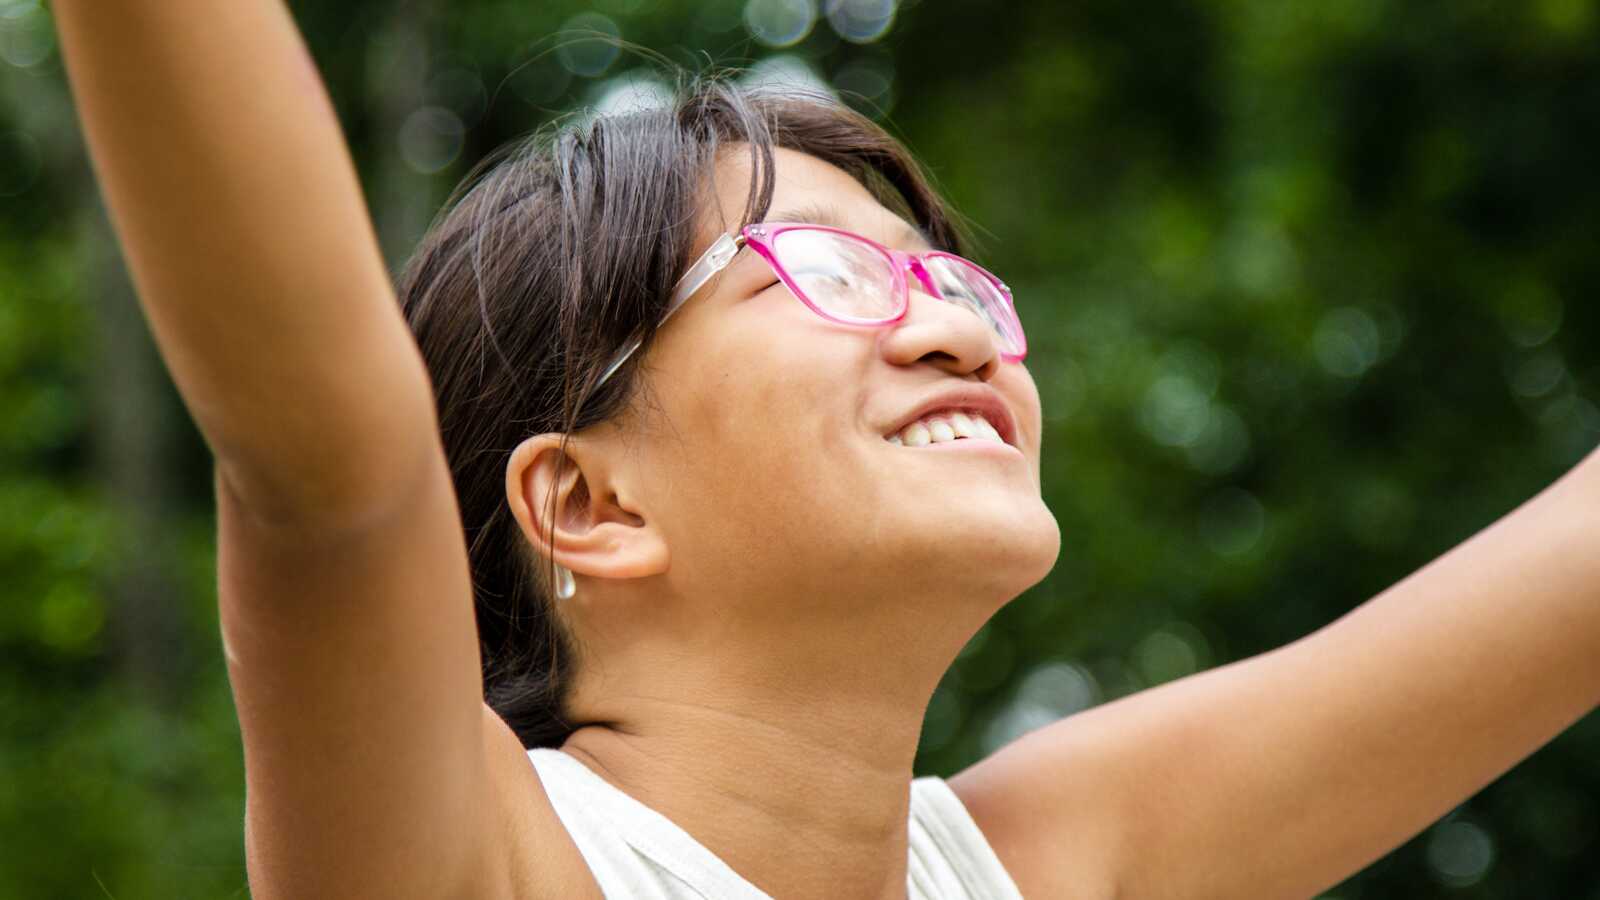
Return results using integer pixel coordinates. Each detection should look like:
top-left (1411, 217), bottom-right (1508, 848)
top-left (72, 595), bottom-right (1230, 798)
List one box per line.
top-left (606, 144), bottom-right (1061, 634)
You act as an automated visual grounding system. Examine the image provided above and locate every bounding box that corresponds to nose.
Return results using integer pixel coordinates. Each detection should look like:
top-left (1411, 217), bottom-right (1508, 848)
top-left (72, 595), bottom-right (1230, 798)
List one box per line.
top-left (877, 277), bottom-right (1002, 382)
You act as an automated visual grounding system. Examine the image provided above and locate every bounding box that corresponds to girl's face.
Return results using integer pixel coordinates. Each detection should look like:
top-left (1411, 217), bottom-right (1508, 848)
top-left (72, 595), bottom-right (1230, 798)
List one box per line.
top-left (613, 144), bottom-right (1061, 629)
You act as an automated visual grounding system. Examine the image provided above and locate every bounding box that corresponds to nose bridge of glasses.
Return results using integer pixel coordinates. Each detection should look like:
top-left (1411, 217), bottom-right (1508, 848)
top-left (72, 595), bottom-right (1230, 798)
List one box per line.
top-left (898, 255), bottom-right (1007, 347)
top-left (901, 254), bottom-right (941, 298)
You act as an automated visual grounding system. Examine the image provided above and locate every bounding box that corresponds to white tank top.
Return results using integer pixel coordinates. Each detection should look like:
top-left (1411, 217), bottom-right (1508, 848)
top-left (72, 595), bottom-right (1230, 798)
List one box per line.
top-left (527, 748), bottom-right (1026, 899)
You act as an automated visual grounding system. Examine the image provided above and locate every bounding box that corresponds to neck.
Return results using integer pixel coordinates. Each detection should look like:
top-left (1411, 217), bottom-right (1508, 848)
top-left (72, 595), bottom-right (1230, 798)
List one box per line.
top-left (559, 622), bottom-right (964, 900)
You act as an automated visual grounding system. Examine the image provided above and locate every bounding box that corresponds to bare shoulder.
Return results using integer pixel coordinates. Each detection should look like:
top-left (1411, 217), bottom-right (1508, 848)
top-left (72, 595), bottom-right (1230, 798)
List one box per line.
top-left (946, 720), bottom-right (1127, 900)
top-left (479, 704), bottom-right (605, 900)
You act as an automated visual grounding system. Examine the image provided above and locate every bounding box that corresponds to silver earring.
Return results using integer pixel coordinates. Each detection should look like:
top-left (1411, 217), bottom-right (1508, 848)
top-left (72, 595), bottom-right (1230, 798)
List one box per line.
top-left (553, 562), bottom-right (576, 600)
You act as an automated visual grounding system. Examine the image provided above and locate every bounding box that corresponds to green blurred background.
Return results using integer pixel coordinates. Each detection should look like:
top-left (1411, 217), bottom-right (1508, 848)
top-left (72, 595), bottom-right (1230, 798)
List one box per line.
top-left (4, 0), bottom-right (1599, 896)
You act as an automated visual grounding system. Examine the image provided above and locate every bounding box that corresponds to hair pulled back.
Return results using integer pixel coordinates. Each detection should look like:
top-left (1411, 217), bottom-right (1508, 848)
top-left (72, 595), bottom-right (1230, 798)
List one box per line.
top-left (397, 73), bottom-right (967, 749)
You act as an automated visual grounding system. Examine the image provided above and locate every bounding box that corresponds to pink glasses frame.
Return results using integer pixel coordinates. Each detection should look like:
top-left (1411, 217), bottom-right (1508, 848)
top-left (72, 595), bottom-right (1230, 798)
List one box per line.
top-left (595, 222), bottom-right (1027, 387)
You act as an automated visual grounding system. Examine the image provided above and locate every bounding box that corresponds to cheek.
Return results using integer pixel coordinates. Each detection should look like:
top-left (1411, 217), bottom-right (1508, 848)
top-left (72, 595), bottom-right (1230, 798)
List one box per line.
top-left (651, 298), bottom-right (887, 522)
top-left (694, 304), bottom-right (857, 441)
top-left (676, 339), bottom-right (863, 497)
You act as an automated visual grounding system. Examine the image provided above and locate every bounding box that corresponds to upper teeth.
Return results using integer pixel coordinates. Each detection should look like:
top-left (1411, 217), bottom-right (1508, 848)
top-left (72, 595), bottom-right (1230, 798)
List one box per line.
top-left (887, 409), bottom-right (1005, 447)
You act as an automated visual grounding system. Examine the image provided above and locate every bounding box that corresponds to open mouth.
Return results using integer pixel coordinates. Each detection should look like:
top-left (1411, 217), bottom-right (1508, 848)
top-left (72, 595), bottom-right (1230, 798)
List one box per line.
top-left (885, 409), bottom-right (1007, 448)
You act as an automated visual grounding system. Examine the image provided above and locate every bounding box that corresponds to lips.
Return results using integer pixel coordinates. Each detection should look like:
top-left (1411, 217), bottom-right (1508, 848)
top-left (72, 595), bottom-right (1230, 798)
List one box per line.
top-left (884, 385), bottom-right (1018, 448)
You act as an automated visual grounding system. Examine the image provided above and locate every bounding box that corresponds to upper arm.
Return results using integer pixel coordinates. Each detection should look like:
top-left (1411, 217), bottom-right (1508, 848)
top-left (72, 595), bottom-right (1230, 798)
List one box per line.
top-left (946, 710), bottom-right (1129, 900)
top-left (954, 645), bottom-right (1446, 900)
top-left (217, 459), bottom-right (510, 900)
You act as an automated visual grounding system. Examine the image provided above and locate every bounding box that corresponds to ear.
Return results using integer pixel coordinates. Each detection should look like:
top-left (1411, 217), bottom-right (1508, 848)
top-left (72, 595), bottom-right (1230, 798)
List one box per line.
top-left (504, 433), bottom-right (670, 586)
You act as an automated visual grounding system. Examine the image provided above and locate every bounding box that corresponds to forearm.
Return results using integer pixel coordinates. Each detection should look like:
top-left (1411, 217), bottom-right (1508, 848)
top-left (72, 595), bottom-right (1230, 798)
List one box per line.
top-left (51, 0), bottom-right (439, 523)
top-left (1317, 443), bottom-right (1600, 755)
top-left (1322, 443), bottom-right (1600, 772)
top-left (1103, 446), bottom-right (1600, 900)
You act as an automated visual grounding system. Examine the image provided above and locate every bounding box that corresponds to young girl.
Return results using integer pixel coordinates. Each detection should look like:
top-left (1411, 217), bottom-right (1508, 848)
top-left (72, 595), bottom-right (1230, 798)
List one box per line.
top-left (51, 2), bottom-right (1600, 898)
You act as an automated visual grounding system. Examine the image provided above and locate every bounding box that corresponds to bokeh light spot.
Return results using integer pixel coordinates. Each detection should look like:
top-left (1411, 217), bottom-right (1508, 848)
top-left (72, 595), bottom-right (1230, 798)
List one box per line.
top-left (1508, 350), bottom-right (1567, 399)
top-left (1185, 403), bottom-right (1251, 475)
top-left (1132, 624), bottom-right (1209, 686)
top-left (1017, 661), bottom-right (1101, 717)
top-left (832, 56), bottom-right (896, 115)
top-left (1140, 374), bottom-right (1212, 447)
top-left (739, 55), bottom-right (834, 100)
top-left (398, 107), bottom-right (465, 174)
top-left (744, 0), bottom-right (818, 48)
top-left (824, 0), bottom-right (896, 43)
top-left (556, 13), bottom-right (623, 77)
top-left (1221, 218), bottom-right (1300, 298)
top-left (1313, 306), bottom-right (1381, 378)
top-left (591, 72), bottom-right (674, 118)
top-left (1427, 818), bottom-right (1496, 888)
top-left (0, 1), bottom-right (53, 69)
top-left (981, 700), bottom-right (1058, 754)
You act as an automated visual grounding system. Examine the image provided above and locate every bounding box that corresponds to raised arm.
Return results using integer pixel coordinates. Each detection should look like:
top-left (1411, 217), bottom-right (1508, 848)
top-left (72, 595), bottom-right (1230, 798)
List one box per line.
top-left (52, 3), bottom-right (525, 898)
top-left (52, 0), bottom-right (432, 520)
top-left (951, 449), bottom-right (1600, 900)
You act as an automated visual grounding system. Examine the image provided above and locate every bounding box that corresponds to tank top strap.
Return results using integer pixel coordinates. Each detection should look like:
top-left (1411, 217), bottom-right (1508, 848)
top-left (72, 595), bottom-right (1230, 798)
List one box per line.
top-left (908, 775), bottom-right (1026, 899)
top-left (528, 747), bottom-right (775, 899)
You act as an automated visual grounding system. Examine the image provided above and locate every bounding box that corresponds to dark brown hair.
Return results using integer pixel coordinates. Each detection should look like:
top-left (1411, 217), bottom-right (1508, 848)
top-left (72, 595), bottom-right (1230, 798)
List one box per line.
top-left (396, 73), bottom-right (968, 749)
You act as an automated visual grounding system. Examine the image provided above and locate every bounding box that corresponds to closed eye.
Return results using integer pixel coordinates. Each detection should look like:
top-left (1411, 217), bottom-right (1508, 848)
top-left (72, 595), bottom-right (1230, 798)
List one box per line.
top-left (731, 279), bottom-right (782, 305)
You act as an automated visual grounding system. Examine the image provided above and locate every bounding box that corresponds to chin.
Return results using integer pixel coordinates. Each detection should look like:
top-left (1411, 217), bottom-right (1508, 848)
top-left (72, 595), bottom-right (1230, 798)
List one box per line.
top-left (905, 498), bottom-right (1061, 597)
top-left (994, 500), bottom-right (1063, 592)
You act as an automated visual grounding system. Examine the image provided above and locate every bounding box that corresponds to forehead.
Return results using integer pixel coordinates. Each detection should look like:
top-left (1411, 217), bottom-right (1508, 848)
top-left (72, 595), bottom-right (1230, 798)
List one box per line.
top-left (699, 144), bottom-right (932, 254)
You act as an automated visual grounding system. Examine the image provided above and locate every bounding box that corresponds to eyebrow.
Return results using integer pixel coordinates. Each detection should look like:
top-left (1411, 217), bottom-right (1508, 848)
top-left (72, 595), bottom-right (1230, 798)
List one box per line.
top-left (763, 201), bottom-right (935, 251)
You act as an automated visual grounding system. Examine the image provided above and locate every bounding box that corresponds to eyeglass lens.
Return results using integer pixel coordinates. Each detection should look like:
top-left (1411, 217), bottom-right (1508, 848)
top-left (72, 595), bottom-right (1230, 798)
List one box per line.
top-left (771, 229), bottom-right (900, 319)
top-left (770, 228), bottom-right (1021, 355)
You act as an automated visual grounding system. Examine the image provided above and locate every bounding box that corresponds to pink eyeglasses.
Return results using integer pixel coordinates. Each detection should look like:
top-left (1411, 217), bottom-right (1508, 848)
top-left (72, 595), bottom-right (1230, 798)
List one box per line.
top-left (595, 222), bottom-right (1027, 387)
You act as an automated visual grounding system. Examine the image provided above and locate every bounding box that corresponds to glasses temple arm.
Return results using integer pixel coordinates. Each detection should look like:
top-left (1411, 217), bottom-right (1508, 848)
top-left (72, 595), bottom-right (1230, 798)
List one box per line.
top-left (595, 232), bottom-right (746, 387)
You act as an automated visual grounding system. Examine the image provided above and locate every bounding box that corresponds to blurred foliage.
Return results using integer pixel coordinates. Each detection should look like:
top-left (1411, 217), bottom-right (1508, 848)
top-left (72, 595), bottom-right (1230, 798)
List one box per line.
top-left (4, 0), bottom-right (1599, 895)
